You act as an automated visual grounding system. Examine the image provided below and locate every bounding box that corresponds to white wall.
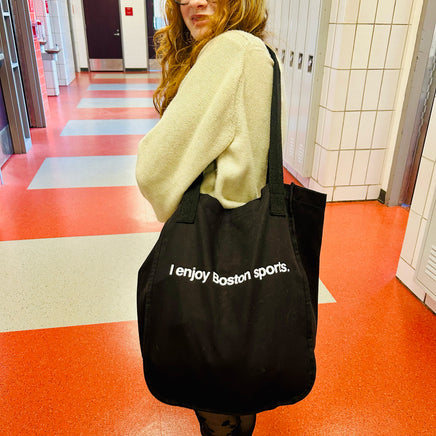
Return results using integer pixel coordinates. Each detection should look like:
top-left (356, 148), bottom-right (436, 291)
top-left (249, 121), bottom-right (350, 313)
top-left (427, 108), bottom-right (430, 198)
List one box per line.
top-left (69, 0), bottom-right (148, 70)
top-left (380, 0), bottom-right (424, 191)
top-left (309, 0), bottom-right (419, 202)
top-left (69, 0), bottom-right (88, 70)
top-left (397, 91), bottom-right (436, 312)
top-left (119, 0), bottom-right (148, 69)
top-left (48, 0), bottom-right (76, 85)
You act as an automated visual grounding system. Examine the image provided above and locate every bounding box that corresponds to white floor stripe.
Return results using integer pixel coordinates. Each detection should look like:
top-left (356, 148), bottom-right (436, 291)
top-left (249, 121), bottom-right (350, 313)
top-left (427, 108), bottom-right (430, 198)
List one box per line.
top-left (28, 156), bottom-right (137, 189)
top-left (87, 84), bottom-right (157, 91)
top-left (0, 233), bottom-right (160, 332)
top-left (60, 119), bottom-right (158, 136)
top-left (93, 73), bottom-right (161, 79)
top-left (0, 232), bottom-right (335, 332)
top-left (77, 98), bottom-right (154, 108)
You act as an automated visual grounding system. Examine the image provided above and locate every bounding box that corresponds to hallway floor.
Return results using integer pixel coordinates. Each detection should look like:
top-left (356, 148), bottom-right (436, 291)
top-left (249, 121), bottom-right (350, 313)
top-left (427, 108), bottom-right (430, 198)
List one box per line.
top-left (0, 72), bottom-right (435, 435)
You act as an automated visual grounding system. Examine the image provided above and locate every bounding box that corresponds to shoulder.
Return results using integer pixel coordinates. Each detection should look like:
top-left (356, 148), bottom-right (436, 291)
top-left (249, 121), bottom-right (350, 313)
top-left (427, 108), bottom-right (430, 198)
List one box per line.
top-left (199, 30), bottom-right (271, 62)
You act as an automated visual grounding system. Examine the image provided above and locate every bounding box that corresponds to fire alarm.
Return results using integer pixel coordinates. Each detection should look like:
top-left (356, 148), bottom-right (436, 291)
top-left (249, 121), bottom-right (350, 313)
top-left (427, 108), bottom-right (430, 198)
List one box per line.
top-left (125, 7), bottom-right (133, 16)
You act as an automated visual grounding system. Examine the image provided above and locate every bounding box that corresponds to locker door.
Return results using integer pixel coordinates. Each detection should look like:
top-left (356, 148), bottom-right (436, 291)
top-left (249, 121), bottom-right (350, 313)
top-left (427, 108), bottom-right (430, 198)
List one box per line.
top-left (284, 0), bottom-right (298, 106)
top-left (266, 0), bottom-right (276, 46)
top-left (284, 0), bottom-right (330, 179)
top-left (295, 0), bottom-right (322, 175)
top-left (285, 0), bottom-right (309, 173)
top-left (272, 0), bottom-right (283, 52)
top-left (279, 0), bottom-right (290, 65)
top-left (283, 0), bottom-right (299, 164)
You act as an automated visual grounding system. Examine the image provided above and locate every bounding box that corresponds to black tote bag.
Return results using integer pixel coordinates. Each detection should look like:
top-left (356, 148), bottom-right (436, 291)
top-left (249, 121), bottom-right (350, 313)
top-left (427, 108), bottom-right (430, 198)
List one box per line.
top-left (137, 46), bottom-right (327, 415)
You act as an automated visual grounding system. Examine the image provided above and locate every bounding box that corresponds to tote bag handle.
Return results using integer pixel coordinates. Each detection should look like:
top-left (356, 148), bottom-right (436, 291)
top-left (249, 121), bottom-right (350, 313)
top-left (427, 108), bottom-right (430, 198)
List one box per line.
top-left (177, 45), bottom-right (284, 223)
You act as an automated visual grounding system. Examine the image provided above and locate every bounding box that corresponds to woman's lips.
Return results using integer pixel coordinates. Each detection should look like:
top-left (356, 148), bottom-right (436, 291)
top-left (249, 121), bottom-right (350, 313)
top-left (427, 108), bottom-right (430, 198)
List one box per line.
top-left (191, 15), bottom-right (209, 25)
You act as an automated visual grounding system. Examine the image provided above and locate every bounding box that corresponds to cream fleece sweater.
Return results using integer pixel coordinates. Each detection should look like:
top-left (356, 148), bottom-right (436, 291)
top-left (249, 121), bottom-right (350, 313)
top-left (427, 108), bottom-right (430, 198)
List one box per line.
top-left (136, 30), bottom-right (285, 222)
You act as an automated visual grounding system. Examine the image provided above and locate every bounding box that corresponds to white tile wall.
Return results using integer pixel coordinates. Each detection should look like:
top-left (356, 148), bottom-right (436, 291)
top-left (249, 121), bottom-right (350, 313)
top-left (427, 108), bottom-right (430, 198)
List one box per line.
top-left (331, 24), bottom-right (356, 69)
top-left (316, 107), bottom-right (326, 145)
top-left (337, 0), bottom-right (360, 23)
top-left (322, 110), bottom-right (344, 150)
top-left (358, 0), bottom-right (378, 23)
top-left (412, 157), bottom-right (434, 216)
top-left (318, 149), bottom-right (339, 186)
top-left (48, 0), bottom-right (76, 86)
top-left (400, 209), bottom-right (422, 264)
top-left (368, 25), bottom-right (390, 68)
top-left (327, 69), bottom-right (350, 111)
top-left (346, 70), bottom-right (366, 110)
top-left (352, 25), bottom-right (373, 68)
top-left (367, 184), bottom-right (381, 199)
top-left (341, 111), bottom-right (360, 149)
top-left (333, 185), bottom-right (368, 201)
top-left (366, 149), bottom-right (386, 184)
top-left (350, 149), bottom-right (370, 185)
top-left (412, 217), bottom-right (428, 268)
top-left (362, 70), bottom-right (383, 110)
top-left (376, 0), bottom-right (396, 23)
top-left (393, 0), bottom-right (414, 24)
top-left (372, 111), bottom-right (392, 148)
top-left (379, 70), bottom-right (400, 110)
top-left (35, 0), bottom-right (60, 96)
top-left (335, 150), bottom-right (354, 184)
top-left (386, 25), bottom-right (408, 68)
top-left (330, 0), bottom-right (339, 23)
top-left (312, 0), bottom-right (415, 204)
top-left (356, 111), bottom-right (376, 148)
top-left (325, 25), bottom-right (336, 67)
top-left (397, 92), bottom-right (436, 307)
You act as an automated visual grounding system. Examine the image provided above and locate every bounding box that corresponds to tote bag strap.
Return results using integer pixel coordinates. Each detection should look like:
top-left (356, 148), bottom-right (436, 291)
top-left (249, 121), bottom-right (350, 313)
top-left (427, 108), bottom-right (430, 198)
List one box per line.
top-left (177, 45), bottom-right (285, 223)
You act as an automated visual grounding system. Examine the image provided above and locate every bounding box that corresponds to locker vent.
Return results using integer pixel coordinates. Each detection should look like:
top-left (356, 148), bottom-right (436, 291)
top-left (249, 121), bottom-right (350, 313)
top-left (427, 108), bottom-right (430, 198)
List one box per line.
top-left (297, 143), bottom-right (305, 167)
top-left (424, 245), bottom-right (436, 282)
top-left (288, 137), bottom-right (295, 158)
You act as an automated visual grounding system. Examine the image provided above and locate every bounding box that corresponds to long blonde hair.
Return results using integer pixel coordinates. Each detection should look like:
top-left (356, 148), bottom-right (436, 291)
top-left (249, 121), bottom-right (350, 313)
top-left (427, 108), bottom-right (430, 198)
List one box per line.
top-left (153, 0), bottom-right (268, 115)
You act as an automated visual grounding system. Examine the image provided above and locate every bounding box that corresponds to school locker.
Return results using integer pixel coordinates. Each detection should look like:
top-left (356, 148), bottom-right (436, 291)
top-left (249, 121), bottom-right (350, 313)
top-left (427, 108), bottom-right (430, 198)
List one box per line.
top-left (268, 0), bottom-right (330, 182)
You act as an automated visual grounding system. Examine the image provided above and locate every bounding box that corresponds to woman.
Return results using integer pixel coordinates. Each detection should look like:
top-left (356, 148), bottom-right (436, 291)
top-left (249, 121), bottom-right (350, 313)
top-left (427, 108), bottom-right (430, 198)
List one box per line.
top-left (136, 0), bottom-right (285, 434)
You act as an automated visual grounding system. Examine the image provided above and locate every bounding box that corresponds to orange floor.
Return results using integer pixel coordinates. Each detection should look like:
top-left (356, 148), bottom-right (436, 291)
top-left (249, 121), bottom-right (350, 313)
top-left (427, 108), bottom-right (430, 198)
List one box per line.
top-left (0, 72), bottom-right (435, 435)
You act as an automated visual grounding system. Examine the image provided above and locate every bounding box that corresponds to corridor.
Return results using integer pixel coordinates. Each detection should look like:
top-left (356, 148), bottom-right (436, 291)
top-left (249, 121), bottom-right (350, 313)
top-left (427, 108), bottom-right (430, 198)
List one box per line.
top-left (0, 71), bottom-right (435, 435)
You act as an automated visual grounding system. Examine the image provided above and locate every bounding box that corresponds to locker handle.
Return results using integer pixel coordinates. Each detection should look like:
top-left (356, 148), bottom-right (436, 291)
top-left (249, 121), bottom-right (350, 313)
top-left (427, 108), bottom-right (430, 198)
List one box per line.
top-left (298, 53), bottom-right (303, 70)
top-left (290, 51), bottom-right (294, 68)
top-left (308, 55), bottom-right (314, 73)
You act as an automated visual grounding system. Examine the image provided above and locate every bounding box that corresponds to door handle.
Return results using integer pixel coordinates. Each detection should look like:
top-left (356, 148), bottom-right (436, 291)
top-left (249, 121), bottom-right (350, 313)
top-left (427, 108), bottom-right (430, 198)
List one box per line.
top-left (114, 29), bottom-right (120, 37)
top-left (298, 53), bottom-right (303, 70)
top-left (308, 55), bottom-right (313, 73)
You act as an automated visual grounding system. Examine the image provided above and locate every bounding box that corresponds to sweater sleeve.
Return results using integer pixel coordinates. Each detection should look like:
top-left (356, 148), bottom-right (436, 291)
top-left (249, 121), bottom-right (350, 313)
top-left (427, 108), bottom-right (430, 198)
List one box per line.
top-left (135, 33), bottom-right (247, 222)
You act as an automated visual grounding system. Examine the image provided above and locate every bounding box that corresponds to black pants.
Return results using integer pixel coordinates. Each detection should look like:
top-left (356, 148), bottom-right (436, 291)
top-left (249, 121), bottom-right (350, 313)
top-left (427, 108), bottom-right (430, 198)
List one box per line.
top-left (195, 410), bottom-right (256, 436)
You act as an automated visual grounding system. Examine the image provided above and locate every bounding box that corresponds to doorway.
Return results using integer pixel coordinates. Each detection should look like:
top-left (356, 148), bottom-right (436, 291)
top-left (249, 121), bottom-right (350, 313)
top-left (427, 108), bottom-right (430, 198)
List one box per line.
top-left (0, 83), bottom-right (13, 170)
top-left (82, 0), bottom-right (123, 71)
top-left (386, 0), bottom-right (436, 207)
top-left (146, 0), bottom-right (165, 64)
top-left (400, 24), bottom-right (436, 207)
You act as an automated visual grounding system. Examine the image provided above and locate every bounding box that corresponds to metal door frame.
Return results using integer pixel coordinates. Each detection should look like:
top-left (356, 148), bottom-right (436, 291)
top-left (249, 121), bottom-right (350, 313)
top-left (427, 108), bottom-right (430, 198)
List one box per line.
top-left (0, 0), bottom-right (32, 155)
top-left (10, 0), bottom-right (46, 128)
top-left (386, 0), bottom-right (436, 206)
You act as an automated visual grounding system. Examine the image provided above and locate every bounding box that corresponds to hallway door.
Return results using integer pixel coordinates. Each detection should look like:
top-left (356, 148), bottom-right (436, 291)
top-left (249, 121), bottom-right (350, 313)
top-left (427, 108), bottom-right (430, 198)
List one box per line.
top-left (400, 23), bottom-right (436, 207)
top-left (0, 83), bottom-right (13, 167)
top-left (83, 0), bottom-right (123, 71)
